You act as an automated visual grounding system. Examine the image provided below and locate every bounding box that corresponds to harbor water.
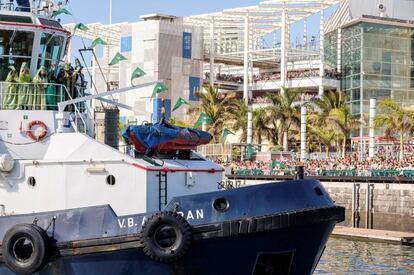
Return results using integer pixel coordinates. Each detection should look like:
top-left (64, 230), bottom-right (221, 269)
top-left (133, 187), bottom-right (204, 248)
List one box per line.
top-left (315, 238), bottom-right (414, 274)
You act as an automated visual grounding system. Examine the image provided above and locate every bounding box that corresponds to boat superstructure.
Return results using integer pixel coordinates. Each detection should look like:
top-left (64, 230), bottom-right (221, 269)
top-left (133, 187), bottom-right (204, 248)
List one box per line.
top-left (0, 0), bottom-right (223, 217)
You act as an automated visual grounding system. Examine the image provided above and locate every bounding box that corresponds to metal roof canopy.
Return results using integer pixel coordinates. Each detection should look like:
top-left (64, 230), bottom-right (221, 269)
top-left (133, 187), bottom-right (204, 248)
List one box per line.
top-left (64, 22), bottom-right (126, 46)
top-left (185, 0), bottom-right (341, 38)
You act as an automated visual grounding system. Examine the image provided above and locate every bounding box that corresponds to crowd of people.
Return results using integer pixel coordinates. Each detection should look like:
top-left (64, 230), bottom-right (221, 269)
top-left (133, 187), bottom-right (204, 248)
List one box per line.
top-left (205, 69), bottom-right (341, 85)
top-left (2, 58), bottom-right (86, 111)
top-left (252, 92), bottom-right (318, 104)
top-left (213, 151), bottom-right (414, 177)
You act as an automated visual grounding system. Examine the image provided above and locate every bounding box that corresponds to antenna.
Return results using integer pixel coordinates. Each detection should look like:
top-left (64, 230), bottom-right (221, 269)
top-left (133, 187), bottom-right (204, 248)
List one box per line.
top-left (109, 0), bottom-right (112, 24)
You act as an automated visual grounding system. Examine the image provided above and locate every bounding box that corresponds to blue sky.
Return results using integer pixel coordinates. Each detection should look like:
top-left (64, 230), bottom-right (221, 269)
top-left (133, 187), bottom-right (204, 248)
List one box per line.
top-left (65, 0), bottom-right (262, 25)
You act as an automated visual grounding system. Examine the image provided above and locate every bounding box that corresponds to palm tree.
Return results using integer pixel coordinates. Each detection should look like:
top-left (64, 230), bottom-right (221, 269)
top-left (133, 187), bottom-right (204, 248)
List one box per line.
top-left (373, 98), bottom-right (414, 161)
top-left (226, 99), bottom-right (248, 142)
top-left (327, 105), bottom-right (360, 158)
top-left (192, 86), bottom-right (235, 142)
top-left (308, 125), bottom-right (336, 155)
top-left (252, 108), bottom-right (272, 145)
top-left (266, 88), bottom-right (301, 151)
top-left (312, 90), bottom-right (346, 123)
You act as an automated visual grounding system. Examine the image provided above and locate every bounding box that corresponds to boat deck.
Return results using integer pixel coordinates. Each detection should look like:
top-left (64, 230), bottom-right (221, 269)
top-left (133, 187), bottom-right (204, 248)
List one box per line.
top-left (332, 226), bottom-right (414, 246)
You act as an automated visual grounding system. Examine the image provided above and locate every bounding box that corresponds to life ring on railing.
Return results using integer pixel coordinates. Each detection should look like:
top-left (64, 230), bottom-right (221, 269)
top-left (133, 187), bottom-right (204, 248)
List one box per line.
top-left (27, 120), bottom-right (48, 141)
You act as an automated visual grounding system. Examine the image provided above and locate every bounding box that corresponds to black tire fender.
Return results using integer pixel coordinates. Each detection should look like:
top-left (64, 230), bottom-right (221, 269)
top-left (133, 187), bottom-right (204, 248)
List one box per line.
top-left (2, 224), bottom-right (49, 275)
top-left (141, 211), bottom-right (192, 263)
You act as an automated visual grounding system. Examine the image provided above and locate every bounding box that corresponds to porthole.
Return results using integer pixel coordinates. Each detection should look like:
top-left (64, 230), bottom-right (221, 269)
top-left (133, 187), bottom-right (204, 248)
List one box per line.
top-left (27, 177), bottom-right (36, 187)
top-left (213, 198), bottom-right (230, 212)
top-left (106, 175), bottom-right (116, 186)
top-left (314, 187), bottom-right (324, 197)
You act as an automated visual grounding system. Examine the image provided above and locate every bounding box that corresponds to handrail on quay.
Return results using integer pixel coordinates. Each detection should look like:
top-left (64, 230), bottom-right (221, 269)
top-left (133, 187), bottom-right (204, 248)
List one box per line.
top-left (226, 174), bottom-right (414, 184)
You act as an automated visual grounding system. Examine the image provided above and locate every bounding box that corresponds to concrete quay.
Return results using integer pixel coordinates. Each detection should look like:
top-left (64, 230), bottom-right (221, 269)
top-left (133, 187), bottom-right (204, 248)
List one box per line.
top-left (332, 226), bottom-right (414, 246)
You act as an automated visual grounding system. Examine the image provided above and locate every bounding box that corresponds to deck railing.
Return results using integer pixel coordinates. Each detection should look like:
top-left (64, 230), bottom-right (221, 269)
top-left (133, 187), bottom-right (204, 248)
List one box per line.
top-left (0, 81), bottom-right (92, 134)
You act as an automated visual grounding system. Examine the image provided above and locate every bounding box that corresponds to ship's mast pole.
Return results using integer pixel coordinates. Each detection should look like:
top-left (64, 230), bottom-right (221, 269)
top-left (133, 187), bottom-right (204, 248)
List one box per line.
top-left (109, 0), bottom-right (112, 24)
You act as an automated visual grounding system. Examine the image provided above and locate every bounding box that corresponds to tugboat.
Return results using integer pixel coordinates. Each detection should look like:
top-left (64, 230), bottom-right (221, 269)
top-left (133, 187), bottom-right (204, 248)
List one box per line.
top-left (0, 1), bottom-right (344, 274)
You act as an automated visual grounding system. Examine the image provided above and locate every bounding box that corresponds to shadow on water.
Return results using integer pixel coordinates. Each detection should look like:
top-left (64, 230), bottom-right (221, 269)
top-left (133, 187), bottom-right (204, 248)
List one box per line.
top-left (315, 238), bottom-right (414, 274)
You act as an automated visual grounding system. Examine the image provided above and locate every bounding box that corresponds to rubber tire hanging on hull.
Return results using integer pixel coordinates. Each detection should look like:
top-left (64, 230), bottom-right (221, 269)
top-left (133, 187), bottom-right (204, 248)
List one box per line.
top-left (141, 211), bottom-right (192, 263)
top-left (2, 224), bottom-right (49, 275)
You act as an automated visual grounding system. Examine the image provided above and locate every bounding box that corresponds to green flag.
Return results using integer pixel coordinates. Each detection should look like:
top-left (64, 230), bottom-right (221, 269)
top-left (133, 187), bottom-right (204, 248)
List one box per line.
top-left (91, 37), bottom-right (107, 48)
top-left (172, 97), bottom-right (189, 111)
top-left (131, 67), bottom-right (146, 81)
top-left (271, 160), bottom-right (286, 169)
top-left (194, 113), bottom-right (212, 128)
top-left (109, 52), bottom-right (127, 66)
top-left (222, 128), bottom-right (235, 140)
top-left (152, 82), bottom-right (168, 98)
top-left (52, 8), bottom-right (72, 17)
top-left (247, 144), bottom-right (256, 160)
top-left (74, 23), bottom-right (89, 32)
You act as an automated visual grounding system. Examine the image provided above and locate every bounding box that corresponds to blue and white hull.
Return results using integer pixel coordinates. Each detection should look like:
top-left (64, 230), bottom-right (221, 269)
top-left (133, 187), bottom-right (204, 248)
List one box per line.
top-left (0, 180), bottom-right (344, 275)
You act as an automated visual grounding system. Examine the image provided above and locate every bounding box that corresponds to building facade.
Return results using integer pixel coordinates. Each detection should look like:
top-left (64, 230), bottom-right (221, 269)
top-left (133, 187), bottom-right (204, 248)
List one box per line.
top-left (325, 0), bottom-right (414, 135)
top-left (92, 14), bottom-right (204, 124)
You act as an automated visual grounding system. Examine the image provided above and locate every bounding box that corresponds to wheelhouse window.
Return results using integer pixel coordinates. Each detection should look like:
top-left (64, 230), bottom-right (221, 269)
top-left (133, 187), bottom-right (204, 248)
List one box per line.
top-left (0, 30), bottom-right (34, 80)
top-left (38, 33), bottom-right (64, 69)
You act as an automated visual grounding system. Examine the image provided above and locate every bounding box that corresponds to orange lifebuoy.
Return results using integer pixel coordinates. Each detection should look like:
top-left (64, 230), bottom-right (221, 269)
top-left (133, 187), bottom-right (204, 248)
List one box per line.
top-left (27, 120), bottom-right (48, 141)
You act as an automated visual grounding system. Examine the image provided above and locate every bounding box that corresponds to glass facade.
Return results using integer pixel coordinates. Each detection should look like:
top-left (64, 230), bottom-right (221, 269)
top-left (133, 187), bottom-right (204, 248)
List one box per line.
top-left (324, 31), bottom-right (338, 70)
top-left (341, 22), bottom-right (414, 120)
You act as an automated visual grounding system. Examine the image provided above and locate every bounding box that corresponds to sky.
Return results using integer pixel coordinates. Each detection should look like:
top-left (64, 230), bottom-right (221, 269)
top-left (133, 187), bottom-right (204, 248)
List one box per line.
top-left (65, 0), bottom-right (261, 25)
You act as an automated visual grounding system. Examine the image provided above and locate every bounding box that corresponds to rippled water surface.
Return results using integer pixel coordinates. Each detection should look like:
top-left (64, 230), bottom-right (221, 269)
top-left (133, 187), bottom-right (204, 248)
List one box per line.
top-left (315, 238), bottom-right (414, 274)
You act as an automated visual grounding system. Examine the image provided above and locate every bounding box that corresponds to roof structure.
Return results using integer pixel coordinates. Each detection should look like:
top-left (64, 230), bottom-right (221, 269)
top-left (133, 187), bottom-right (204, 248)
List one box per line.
top-left (185, 0), bottom-right (341, 39)
top-left (64, 22), bottom-right (126, 46)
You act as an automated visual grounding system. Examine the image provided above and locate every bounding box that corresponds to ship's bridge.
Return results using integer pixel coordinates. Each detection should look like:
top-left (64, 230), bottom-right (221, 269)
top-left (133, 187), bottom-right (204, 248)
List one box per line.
top-left (0, 0), bottom-right (70, 79)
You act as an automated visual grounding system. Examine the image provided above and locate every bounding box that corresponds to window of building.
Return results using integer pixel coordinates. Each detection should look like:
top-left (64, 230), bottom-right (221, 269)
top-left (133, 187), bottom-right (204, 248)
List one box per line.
top-left (121, 36), bottom-right (132, 52)
top-left (189, 76), bottom-right (200, 101)
top-left (182, 32), bottom-right (192, 59)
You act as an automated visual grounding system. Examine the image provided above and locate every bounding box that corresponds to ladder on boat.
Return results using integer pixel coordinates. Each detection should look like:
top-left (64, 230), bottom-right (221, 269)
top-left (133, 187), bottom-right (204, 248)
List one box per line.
top-left (157, 171), bottom-right (168, 210)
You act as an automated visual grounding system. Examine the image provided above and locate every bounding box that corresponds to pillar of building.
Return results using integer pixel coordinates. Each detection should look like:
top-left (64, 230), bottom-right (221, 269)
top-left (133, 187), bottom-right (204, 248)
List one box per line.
top-left (244, 15), bottom-right (253, 145)
top-left (319, 6), bottom-right (325, 96)
top-left (66, 38), bottom-right (72, 63)
top-left (243, 15), bottom-right (249, 105)
top-left (369, 98), bottom-right (377, 159)
top-left (303, 17), bottom-right (307, 49)
top-left (281, 8), bottom-right (288, 90)
top-left (300, 105), bottom-right (307, 161)
top-left (337, 28), bottom-right (342, 74)
top-left (209, 18), bottom-right (215, 87)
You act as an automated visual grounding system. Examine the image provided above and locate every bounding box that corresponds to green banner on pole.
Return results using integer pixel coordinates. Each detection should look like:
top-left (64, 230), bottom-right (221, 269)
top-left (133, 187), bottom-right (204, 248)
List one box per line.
top-left (152, 82), bottom-right (168, 98)
top-left (91, 37), bottom-right (107, 48)
top-left (109, 52), bottom-right (127, 66)
top-left (131, 67), bottom-right (146, 81)
top-left (172, 97), bottom-right (189, 111)
top-left (194, 113), bottom-right (212, 128)
top-left (222, 128), bottom-right (235, 140)
top-left (52, 8), bottom-right (72, 17)
top-left (74, 23), bottom-right (89, 32)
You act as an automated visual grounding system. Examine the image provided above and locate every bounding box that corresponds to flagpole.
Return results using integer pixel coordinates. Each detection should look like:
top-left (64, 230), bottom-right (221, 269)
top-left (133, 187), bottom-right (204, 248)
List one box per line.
top-left (109, 0), bottom-right (112, 24)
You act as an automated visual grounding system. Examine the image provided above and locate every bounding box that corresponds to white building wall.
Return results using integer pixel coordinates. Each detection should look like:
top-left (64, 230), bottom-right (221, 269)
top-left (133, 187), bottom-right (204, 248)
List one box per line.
top-left (349, 0), bottom-right (414, 21)
top-left (93, 17), bottom-right (204, 124)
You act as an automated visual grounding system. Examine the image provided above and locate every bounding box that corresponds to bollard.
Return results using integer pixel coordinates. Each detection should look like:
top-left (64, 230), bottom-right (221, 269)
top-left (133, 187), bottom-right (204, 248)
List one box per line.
top-left (352, 183), bottom-right (360, 228)
top-left (295, 166), bottom-right (305, 180)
